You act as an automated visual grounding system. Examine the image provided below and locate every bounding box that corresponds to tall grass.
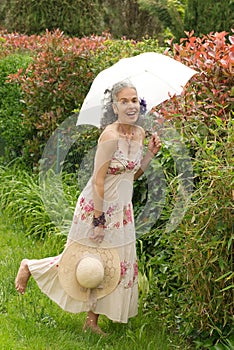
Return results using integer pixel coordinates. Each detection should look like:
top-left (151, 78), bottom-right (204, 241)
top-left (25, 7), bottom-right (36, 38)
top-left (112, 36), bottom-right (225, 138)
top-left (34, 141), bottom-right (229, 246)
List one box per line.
top-left (0, 214), bottom-right (193, 350)
top-left (0, 163), bottom-right (78, 238)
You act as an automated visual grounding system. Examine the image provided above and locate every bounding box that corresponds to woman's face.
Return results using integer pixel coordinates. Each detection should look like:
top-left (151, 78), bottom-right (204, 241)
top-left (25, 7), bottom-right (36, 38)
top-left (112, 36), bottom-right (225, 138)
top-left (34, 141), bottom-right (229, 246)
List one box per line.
top-left (113, 87), bottom-right (140, 125)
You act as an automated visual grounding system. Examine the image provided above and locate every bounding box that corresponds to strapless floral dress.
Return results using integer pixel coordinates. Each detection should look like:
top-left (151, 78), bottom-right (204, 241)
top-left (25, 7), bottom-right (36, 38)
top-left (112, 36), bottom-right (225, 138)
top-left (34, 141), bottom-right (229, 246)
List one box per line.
top-left (28, 137), bottom-right (142, 323)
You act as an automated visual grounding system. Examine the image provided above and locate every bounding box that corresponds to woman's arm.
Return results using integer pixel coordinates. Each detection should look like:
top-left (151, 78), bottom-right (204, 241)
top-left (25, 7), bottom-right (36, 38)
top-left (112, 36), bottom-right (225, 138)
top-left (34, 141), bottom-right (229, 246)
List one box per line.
top-left (90, 130), bottom-right (118, 243)
top-left (92, 131), bottom-right (118, 216)
top-left (134, 132), bottom-right (161, 180)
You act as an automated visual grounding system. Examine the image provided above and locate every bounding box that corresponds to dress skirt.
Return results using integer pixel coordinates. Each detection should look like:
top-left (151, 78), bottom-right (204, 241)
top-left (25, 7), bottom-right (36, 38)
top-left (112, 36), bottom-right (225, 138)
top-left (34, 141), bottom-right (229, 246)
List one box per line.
top-left (28, 241), bottom-right (138, 323)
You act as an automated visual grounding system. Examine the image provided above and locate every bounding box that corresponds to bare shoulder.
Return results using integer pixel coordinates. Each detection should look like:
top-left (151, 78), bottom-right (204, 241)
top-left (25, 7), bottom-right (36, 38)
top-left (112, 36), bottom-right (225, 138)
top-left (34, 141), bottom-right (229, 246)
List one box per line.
top-left (98, 125), bottom-right (119, 144)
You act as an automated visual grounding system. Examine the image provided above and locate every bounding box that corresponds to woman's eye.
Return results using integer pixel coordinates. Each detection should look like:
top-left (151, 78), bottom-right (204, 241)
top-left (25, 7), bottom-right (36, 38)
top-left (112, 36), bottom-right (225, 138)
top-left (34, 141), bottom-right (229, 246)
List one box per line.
top-left (119, 99), bottom-right (138, 105)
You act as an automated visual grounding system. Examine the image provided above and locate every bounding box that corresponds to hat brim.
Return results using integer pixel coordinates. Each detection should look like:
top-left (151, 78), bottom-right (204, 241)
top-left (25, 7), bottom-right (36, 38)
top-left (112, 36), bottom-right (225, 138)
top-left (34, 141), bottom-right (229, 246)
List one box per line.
top-left (58, 239), bottom-right (120, 301)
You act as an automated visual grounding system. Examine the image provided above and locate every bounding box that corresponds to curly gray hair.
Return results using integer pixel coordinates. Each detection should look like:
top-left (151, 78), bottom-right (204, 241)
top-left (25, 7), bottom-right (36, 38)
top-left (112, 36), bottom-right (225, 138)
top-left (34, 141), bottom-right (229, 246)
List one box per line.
top-left (100, 80), bottom-right (145, 129)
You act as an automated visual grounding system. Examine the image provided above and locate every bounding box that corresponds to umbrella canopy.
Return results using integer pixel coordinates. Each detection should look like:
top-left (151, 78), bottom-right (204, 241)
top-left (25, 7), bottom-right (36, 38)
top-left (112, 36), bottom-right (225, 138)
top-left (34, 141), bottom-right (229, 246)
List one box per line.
top-left (77, 52), bottom-right (197, 127)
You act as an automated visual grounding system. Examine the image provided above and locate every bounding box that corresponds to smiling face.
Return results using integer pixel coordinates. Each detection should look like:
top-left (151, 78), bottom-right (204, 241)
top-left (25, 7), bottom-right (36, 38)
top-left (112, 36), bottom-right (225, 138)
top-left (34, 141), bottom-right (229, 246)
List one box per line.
top-left (113, 87), bottom-right (140, 125)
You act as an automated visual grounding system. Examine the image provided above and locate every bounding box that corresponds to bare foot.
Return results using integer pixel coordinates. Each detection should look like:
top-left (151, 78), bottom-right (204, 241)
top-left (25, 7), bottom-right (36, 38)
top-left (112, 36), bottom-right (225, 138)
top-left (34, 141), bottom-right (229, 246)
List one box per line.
top-left (83, 321), bottom-right (107, 336)
top-left (15, 259), bottom-right (31, 294)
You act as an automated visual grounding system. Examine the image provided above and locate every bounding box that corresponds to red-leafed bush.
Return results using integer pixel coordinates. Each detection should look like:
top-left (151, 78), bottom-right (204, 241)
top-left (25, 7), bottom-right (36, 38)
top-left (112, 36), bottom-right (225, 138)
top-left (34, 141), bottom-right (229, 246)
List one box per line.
top-left (158, 30), bottom-right (233, 123)
top-left (7, 29), bottom-right (109, 165)
top-left (0, 30), bottom-right (47, 56)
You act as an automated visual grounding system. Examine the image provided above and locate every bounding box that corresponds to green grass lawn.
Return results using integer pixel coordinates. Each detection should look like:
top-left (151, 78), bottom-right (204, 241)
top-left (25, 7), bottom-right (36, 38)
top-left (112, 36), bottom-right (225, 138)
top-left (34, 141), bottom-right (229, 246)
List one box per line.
top-left (0, 213), bottom-right (193, 350)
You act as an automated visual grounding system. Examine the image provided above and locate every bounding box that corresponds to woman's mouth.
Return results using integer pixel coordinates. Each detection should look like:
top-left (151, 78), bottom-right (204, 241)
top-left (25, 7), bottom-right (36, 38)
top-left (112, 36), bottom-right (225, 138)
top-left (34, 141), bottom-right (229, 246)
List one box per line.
top-left (126, 111), bottom-right (138, 118)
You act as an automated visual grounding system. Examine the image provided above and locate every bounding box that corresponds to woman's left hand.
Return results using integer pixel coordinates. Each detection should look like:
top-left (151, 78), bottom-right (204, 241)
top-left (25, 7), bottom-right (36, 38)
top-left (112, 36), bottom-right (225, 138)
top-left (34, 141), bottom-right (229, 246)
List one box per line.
top-left (148, 133), bottom-right (161, 155)
top-left (89, 226), bottom-right (105, 244)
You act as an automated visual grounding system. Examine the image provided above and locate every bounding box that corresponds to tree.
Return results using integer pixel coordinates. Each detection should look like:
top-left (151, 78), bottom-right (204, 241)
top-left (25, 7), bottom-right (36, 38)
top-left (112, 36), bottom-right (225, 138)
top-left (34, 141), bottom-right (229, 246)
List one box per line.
top-left (0, 0), bottom-right (170, 42)
top-left (0, 0), bottom-right (105, 36)
top-left (137, 0), bottom-right (187, 40)
top-left (184, 0), bottom-right (234, 36)
top-left (102, 0), bottom-right (163, 40)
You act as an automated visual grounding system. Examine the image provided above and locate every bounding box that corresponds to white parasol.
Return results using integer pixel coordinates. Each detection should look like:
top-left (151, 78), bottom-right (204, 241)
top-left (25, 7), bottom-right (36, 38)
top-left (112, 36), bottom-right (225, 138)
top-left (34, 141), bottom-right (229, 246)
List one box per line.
top-left (76, 52), bottom-right (197, 127)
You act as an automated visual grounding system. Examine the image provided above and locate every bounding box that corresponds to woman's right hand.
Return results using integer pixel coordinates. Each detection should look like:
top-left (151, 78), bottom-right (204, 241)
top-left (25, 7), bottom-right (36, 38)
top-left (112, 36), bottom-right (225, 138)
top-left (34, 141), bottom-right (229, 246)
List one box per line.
top-left (89, 226), bottom-right (105, 244)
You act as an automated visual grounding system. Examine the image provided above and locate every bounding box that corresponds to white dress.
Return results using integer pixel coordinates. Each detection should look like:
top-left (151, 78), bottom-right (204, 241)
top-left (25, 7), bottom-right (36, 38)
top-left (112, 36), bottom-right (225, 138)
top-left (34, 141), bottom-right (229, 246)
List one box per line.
top-left (28, 137), bottom-right (142, 323)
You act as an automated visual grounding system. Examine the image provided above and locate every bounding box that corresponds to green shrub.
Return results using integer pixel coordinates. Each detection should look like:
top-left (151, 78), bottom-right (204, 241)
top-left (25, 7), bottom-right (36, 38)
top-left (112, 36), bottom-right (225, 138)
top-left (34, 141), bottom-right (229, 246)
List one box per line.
top-left (138, 31), bottom-right (234, 346)
top-left (1, 0), bottom-right (105, 37)
top-left (0, 53), bottom-right (32, 163)
top-left (138, 116), bottom-right (233, 348)
top-left (176, 117), bottom-right (233, 343)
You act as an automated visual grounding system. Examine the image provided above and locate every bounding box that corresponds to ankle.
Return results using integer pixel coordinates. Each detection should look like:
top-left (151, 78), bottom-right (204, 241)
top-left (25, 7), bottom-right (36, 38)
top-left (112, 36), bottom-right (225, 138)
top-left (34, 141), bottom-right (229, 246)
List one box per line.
top-left (85, 316), bottom-right (97, 326)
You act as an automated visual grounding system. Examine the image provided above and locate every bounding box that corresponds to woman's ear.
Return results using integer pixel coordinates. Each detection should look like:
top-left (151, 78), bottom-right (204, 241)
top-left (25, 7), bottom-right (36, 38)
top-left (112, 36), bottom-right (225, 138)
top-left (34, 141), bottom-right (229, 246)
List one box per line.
top-left (112, 103), bottom-right (118, 115)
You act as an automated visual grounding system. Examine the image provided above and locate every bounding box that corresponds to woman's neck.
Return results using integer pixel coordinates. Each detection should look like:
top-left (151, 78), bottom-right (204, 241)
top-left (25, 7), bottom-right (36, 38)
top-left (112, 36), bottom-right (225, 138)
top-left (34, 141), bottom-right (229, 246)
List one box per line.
top-left (117, 121), bottom-right (135, 136)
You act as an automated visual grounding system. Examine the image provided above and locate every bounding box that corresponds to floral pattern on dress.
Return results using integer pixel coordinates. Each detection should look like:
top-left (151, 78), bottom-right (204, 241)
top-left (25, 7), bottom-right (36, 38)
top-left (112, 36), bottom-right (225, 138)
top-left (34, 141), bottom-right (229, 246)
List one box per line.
top-left (119, 259), bottom-right (138, 289)
top-left (49, 256), bottom-right (59, 268)
top-left (108, 166), bottom-right (122, 175)
top-left (107, 148), bottom-right (141, 175)
top-left (133, 262), bottom-right (138, 281)
top-left (73, 196), bottom-right (94, 223)
top-left (75, 196), bottom-right (134, 231)
top-left (106, 204), bottom-right (118, 217)
top-left (123, 203), bottom-right (133, 225)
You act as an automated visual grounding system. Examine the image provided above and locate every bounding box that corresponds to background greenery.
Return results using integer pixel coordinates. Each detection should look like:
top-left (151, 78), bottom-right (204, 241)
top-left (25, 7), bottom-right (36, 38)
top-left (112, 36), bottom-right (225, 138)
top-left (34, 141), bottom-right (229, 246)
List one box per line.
top-left (0, 0), bottom-right (233, 42)
top-left (0, 4), bottom-right (233, 349)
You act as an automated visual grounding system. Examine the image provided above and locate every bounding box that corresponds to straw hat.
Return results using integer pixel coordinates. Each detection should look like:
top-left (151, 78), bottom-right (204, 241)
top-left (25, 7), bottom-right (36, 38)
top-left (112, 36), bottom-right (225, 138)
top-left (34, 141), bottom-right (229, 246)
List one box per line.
top-left (58, 239), bottom-right (120, 302)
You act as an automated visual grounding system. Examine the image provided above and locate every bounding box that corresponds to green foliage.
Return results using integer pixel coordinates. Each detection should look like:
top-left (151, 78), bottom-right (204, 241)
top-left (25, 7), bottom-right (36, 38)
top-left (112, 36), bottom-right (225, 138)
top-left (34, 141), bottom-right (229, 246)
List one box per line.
top-left (137, 117), bottom-right (233, 347)
top-left (1, 0), bottom-right (105, 37)
top-left (184, 0), bottom-right (234, 36)
top-left (178, 118), bottom-right (233, 345)
top-left (102, 0), bottom-right (164, 40)
top-left (138, 0), bottom-right (186, 41)
top-left (0, 163), bottom-right (79, 238)
top-left (0, 53), bottom-right (32, 163)
top-left (138, 31), bottom-right (234, 346)
top-left (0, 0), bottom-right (172, 42)
top-left (1, 0), bottom-right (233, 43)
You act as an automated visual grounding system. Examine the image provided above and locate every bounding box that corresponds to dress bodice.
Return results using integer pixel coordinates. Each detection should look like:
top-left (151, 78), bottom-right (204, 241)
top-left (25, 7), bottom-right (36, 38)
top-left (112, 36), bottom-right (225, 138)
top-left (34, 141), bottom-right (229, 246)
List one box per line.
top-left (107, 138), bottom-right (142, 176)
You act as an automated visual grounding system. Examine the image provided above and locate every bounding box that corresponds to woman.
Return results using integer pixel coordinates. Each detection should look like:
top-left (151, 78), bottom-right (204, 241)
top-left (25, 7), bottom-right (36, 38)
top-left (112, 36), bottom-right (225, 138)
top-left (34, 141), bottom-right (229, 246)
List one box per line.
top-left (15, 80), bottom-right (161, 335)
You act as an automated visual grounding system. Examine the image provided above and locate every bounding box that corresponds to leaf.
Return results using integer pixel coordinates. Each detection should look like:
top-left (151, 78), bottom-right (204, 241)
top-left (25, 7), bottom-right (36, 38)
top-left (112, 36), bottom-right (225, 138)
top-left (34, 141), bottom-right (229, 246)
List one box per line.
top-left (213, 344), bottom-right (225, 350)
top-left (215, 271), bottom-right (233, 282)
top-left (220, 284), bottom-right (234, 292)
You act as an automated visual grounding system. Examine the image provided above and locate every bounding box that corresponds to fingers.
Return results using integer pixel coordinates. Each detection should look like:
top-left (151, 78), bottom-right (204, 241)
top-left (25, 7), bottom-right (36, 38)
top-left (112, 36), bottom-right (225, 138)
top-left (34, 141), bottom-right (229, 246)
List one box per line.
top-left (149, 133), bottom-right (161, 154)
top-left (89, 235), bottom-right (104, 244)
top-left (89, 227), bottom-right (105, 244)
top-left (152, 132), bottom-right (161, 144)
